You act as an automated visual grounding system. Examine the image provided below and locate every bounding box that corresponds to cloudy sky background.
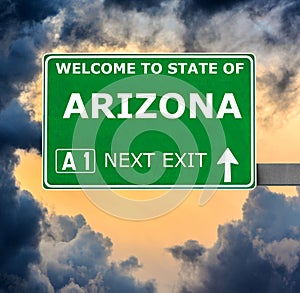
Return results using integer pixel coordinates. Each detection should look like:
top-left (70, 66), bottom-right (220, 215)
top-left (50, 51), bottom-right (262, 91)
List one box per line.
top-left (1, 0), bottom-right (300, 292)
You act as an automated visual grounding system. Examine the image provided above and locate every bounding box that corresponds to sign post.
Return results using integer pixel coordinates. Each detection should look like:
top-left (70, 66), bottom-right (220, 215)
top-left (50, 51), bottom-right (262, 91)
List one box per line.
top-left (43, 53), bottom-right (255, 189)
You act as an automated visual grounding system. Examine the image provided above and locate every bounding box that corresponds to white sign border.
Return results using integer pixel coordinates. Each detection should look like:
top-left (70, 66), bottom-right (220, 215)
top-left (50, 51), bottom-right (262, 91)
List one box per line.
top-left (43, 53), bottom-right (256, 190)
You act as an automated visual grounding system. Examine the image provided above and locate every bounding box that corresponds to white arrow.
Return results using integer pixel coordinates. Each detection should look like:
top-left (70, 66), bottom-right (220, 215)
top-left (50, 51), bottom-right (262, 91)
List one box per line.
top-left (217, 148), bottom-right (239, 183)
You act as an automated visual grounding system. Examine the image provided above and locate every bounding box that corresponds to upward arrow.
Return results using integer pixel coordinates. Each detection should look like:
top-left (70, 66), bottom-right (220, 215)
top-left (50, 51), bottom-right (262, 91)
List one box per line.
top-left (217, 148), bottom-right (239, 183)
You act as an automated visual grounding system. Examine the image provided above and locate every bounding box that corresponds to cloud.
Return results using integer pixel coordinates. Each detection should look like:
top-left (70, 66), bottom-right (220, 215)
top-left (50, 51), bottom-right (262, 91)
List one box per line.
top-left (30, 214), bottom-right (155, 292)
top-left (1, 0), bottom-right (60, 24)
top-left (58, 0), bottom-right (185, 52)
top-left (258, 67), bottom-right (298, 111)
top-left (101, 263), bottom-right (155, 293)
top-left (0, 208), bottom-right (156, 292)
top-left (168, 240), bottom-right (205, 263)
top-left (280, 0), bottom-right (300, 40)
top-left (40, 214), bottom-right (156, 292)
top-left (0, 141), bottom-right (44, 281)
top-left (169, 187), bottom-right (300, 293)
top-left (177, 0), bottom-right (253, 20)
top-left (0, 31), bottom-right (43, 285)
top-left (0, 57), bottom-right (44, 288)
top-left (41, 216), bottom-right (113, 291)
top-left (0, 0), bottom-right (63, 111)
top-left (59, 280), bottom-right (85, 293)
top-left (0, 37), bottom-right (38, 109)
top-left (0, 5), bottom-right (49, 286)
top-left (103, 0), bottom-right (164, 11)
top-left (0, 99), bottom-right (41, 152)
top-left (0, 154), bottom-right (42, 291)
top-left (120, 256), bottom-right (142, 271)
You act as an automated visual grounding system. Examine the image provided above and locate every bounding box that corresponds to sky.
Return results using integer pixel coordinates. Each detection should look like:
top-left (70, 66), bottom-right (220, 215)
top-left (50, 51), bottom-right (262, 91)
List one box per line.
top-left (1, 0), bottom-right (300, 292)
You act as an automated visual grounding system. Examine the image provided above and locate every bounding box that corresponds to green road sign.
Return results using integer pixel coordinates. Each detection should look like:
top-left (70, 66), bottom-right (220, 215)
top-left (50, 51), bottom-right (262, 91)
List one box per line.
top-left (43, 53), bottom-right (255, 189)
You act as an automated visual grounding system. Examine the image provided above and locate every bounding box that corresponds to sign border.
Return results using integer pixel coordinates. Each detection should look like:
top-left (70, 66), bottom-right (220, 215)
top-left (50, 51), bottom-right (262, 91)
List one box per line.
top-left (43, 53), bottom-right (256, 190)
top-left (55, 148), bottom-right (96, 174)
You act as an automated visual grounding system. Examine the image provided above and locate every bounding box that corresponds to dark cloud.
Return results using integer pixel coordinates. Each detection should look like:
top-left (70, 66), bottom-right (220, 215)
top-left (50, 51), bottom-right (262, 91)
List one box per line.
top-left (0, 61), bottom-right (44, 289)
top-left (120, 256), bottom-right (142, 271)
top-left (12, 0), bottom-right (60, 23)
top-left (0, 100), bottom-right (41, 152)
top-left (103, 0), bottom-right (163, 11)
top-left (39, 214), bottom-right (156, 292)
top-left (46, 214), bottom-right (86, 242)
top-left (0, 147), bottom-right (44, 281)
top-left (170, 187), bottom-right (300, 293)
top-left (102, 263), bottom-right (156, 293)
top-left (178, 0), bottom-right (252, 18)
top-left (58, 0), bottom-right (172, 50)
top-left (258, 67), bottom-right (298, 114)
top-left (168, 240), bottom-right (205, 263)
top-left (0, 0), bottom-right (64, 111)
top-left (0, 37), bottom-right (38, 109)
top-left (0, 70), bottom-right (43, 285)
top-left (176, 0), bottom-right (258, 51)
top-left (0, 0), bottom-right (61, 51)
top-left (43, 217), bottom-right (112, 290)
top-left (0, 2), bottom-right (46, 283)
top-left (177, 0), bottom-right (271, 51)
top-left (59, 1), bottom-right (114, 47)
top-left (0, 209), bottom-right (156, 292)
top-left (0, 0), bottom-right (60, 25)
top-left (280, 0), bottom-right (300, 40)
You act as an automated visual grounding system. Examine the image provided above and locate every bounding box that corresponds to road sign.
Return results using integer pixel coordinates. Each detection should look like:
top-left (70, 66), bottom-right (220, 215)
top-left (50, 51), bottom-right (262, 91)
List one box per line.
top-left (43, 53), bottom-right (255, 189)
